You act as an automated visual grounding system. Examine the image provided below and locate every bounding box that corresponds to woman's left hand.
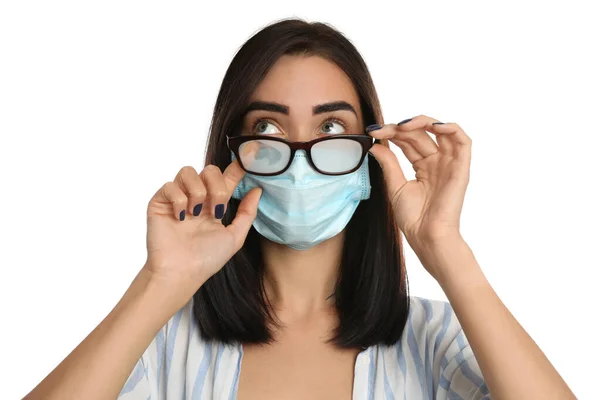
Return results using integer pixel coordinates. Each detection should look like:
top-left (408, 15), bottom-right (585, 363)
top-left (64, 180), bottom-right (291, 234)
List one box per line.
top-left (366, 115), bottom-right (472, 256)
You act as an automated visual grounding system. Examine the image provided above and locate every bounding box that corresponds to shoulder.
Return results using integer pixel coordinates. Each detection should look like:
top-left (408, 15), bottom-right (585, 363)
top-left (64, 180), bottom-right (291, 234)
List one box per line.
top-left (396, 295), bottom-right (467, 365)
top-left (406, 295), bottom-right (459, 343)
top-left (120, 297), bottom-right (241, 399)
top-left (384, 295), bottom-right (489, 399)
top-left (378, 295), bottom-right (463, 368)
top-left (119, 298), bottom-right (198, 398)
top-left (137, 297), bottom-right (198, 389)
top-left (144, 296), bottom-right (223, 372)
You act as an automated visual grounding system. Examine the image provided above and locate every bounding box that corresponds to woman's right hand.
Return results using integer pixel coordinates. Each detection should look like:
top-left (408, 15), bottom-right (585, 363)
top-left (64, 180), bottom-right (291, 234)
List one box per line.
top-left (143, 160), bottom-right (262, 294)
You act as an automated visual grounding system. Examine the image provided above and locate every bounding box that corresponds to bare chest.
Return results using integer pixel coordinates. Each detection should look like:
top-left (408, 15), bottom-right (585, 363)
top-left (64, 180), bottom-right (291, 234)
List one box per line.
top-left (235, 340), bottom-right (361, 400)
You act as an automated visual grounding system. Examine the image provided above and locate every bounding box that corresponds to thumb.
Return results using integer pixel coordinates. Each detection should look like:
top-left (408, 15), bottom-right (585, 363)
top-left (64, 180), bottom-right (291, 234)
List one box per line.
top-left (368, 143), bottom-right (408, 197)
top-left (226, 187), bottom-right (262, 248)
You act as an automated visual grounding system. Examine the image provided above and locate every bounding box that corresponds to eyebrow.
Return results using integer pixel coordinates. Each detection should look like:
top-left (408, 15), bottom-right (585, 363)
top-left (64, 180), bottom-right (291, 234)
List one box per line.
top-left (243, 101), bottom-right (289, 115)
top-left (242, 101), bottom-right (357, 117)
top-left (313, 101), bottom-right (357, 116)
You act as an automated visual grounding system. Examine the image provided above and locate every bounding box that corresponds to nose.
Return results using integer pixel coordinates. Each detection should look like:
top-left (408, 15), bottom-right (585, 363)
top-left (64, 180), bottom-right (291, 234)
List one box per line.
top-left (285, 150), bottom-right (317, 184)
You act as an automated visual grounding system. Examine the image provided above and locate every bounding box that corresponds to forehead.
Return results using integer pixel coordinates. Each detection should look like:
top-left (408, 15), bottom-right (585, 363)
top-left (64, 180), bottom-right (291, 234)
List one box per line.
top-left (250, 55), bottom-right (360, 111)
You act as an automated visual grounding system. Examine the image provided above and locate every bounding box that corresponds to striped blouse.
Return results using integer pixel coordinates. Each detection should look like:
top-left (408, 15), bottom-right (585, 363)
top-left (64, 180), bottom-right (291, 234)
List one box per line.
top-left (118, 295), bottom-right (490, 399)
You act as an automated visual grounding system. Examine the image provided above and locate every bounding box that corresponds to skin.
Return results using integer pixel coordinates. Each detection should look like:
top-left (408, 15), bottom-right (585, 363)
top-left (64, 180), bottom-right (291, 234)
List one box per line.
top-left (21, 54), bottom-right (367, 400)
top-left (241, 54), bottom-right (364, 319)
top-left (236, 54), bottom-right (578, 399)
top-left (236, 54), bottom-right (365, 399)
top-left (22, 53), bottom-right (576, 400)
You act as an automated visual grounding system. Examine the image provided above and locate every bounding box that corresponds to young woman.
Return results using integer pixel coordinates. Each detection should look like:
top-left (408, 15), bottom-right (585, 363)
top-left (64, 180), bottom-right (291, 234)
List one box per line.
top-left (24, 19), bottom-right (575, 400)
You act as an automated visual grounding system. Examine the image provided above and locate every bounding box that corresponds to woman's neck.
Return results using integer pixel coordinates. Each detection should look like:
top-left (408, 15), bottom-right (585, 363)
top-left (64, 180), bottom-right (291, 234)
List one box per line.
top-left (260, 230), bottom-right (345, 320)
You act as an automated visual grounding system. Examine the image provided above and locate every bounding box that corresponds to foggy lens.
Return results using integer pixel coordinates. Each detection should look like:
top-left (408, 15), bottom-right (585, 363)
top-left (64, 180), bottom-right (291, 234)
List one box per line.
top-left (239, 139), bottom-right (290, 174)
top-left (312, 138), bottom-right (362, 173)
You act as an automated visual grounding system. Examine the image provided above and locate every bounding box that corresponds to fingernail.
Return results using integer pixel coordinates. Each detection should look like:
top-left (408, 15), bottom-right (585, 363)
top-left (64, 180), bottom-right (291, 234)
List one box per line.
top-left (215, 204), bottom-right (225, 219)
top-left (365, 124), bottom-right (382, 133)
top-left (179, 210), bottom-right (186, 221)
top-left (193, 203), bottom-right (203, 216)
top-left (432, 122), bottom-right (445, 125)
top-left (397, 118), bottom-right (413, 125)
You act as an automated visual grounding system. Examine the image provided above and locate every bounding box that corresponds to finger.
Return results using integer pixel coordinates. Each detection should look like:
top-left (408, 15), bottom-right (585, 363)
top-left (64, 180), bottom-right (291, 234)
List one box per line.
top-left (367, 122), bottom-right (439, 161)
top-left (399, 115), bottom-right (451, 154)
top-left (367, 143), bottom-right (408, 197)
top-left (428, 121), bottom-right (472, 158)
top-left (239, 140), bottom-right (260, 169)
top-left (399, 115), bottom-right (471, 156)
top-left (153, 181), bottom-right (189, 222)
top-left (175, 166), bottom-right (207, 217)
top-left (392, 140), bottom-right (422, 167)
top-left (222, 157), bottom-right (247, 196)
top-left (226, 187), bottom-right (263, 250)
top-left (200, 165), bottom-right (229, 220)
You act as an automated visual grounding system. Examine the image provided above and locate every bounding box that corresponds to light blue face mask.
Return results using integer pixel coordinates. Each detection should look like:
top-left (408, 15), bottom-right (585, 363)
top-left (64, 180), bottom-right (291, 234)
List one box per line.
top-left (231, 150), bottom-right (371, 250)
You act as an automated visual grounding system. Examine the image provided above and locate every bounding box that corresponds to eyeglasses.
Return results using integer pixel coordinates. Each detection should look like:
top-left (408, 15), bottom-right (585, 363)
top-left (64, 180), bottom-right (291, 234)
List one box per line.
top-left (226, 134), bottom-right (375, 176)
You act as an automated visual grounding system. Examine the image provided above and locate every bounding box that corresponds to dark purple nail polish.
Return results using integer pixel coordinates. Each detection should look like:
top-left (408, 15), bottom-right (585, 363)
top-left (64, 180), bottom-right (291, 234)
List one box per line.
top-left (193, 203), bottom-right (203, 216)
top-left (397, 118), bottom-right (413, 125)
top-left (215, 204), bottom-right (225, 219)
top-left (432, 122), bottom-right (445, 125)
top-left (366, 124), bottom-right (382, 132)
top-left (179, 210), bottom-right (185, 221)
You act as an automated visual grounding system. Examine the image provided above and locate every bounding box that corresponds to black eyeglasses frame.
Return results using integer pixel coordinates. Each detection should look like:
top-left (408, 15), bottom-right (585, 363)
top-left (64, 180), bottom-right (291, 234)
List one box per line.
top-left (226, 134), bottom-right (376, 176)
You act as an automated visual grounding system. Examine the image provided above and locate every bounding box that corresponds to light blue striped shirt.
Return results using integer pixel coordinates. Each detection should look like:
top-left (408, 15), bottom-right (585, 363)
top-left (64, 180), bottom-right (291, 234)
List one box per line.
top-left (118, 295), bottom-right (490, 399)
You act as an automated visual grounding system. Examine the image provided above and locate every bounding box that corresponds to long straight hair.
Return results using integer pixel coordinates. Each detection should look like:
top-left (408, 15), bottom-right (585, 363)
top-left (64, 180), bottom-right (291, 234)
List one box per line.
top-left (195, 18), bottom-right (410, 349)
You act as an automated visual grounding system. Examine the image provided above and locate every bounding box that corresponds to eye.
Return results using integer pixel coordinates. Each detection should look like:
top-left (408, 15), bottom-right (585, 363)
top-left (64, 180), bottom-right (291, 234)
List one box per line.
top-left (321, 119), bottom-right (346, 135)
top-left (253, 120), bottom-right (280, 135)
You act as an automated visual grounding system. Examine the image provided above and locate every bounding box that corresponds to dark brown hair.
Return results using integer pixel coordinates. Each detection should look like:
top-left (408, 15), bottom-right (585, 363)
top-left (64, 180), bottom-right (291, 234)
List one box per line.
top-left (194, 18), bottom-right (410, 349)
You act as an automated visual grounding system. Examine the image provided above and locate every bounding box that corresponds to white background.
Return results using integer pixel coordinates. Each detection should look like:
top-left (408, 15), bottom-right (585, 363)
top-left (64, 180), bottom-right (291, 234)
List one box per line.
top-left (1, 1), bottom-right (598, 398)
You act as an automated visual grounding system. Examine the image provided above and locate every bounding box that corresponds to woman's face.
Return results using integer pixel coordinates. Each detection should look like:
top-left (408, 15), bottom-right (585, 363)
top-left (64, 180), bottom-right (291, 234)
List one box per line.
top-left (241, 55), bottom-right (364, 142)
